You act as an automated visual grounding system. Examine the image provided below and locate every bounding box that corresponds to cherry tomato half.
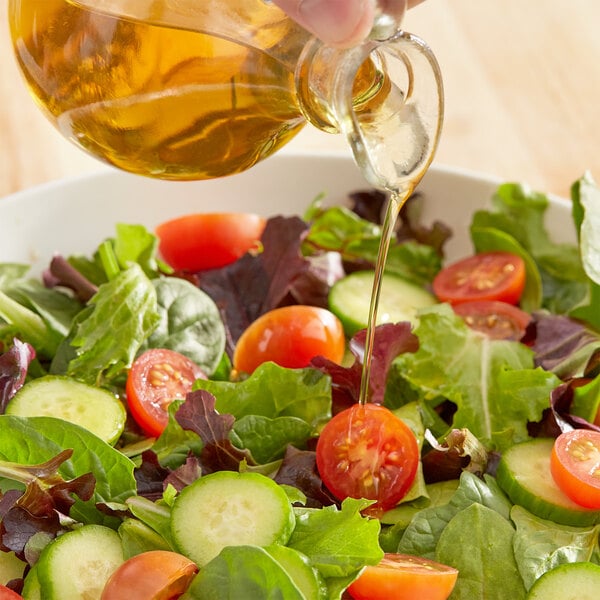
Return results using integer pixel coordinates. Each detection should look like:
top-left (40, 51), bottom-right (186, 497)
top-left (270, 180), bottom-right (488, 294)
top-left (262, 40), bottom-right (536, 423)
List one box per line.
top-left (233, 305), bottom-right (345, 374)
top-left (156, 212), bottom-right (266, 272)
top-left (433, 252), bottom-right (526, 306)
top-left (126, 348), bottom-right (207, 437)
top-left (550, 429), bottom-right (600, 509)
top-left (101, 550), bottom-right (198, 600)
top-left (453, 300), bottom-right (531, 340)
top-left (347, 553), bottom-right (458, 600)
top-left (315, 404), bottom-right (419, 512)
top-left (0, 586), bottom-right (23, 600)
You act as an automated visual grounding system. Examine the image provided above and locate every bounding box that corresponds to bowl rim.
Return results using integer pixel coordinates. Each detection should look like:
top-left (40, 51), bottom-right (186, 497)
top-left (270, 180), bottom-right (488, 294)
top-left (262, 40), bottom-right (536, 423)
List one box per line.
top-left (1, 151), bottom-right (567, 207)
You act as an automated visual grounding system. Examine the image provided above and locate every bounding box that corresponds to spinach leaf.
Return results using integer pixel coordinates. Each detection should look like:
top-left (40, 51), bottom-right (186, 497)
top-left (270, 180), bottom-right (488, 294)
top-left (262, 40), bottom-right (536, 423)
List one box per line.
top-left (0, 415), bottom-right (136, 526)
top-left (436, 503), bottom-right (526, 599)
top-left (397, 471), bottom-right (512, 558)
top-left (183, 545), bottom-right (305, 600)
top-left (511, 505), bottom-right (600, 590)
top-left (6, 279), bottom-right (83, 339)
top-left (143, 277), bottom-right (225, 376)
top-left (379, 479), bottom-right (459, 552)
top-left (0, 288), bottom-right (63, 359)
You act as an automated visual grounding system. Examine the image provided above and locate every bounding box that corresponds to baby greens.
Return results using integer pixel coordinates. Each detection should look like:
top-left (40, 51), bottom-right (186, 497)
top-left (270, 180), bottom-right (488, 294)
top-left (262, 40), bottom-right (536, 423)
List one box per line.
top-left (0, 172), bottom-right (599, 598)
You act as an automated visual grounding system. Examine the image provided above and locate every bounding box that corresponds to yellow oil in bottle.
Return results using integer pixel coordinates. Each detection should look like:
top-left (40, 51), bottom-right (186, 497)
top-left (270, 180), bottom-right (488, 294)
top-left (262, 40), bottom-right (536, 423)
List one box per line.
top-left (10, 0), bottom-right (306, 179)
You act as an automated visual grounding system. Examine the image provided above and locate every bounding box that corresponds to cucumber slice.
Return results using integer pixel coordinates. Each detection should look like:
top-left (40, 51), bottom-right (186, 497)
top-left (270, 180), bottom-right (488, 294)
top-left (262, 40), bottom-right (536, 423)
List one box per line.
top-left (6, 376), bottom-right (126, 445)
top-left (36, 524), bottom-right (124, 599)
top-left (526, 562), bottom-right (600, 599)
top-left (21, 564), bottom-right (41, 600)
top-left (171, 471), bottom-right (295, 567)
top-left (496, 438), bottom-right (600, 527)
top-left (329, 270), bottom-right (436, 337)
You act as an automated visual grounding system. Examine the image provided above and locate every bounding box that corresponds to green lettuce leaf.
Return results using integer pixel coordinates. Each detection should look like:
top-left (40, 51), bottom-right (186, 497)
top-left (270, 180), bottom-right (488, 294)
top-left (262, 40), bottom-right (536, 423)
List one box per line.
top-left (194, 362), bottom-right (332, 429)
top-left (65, 264), bottom-right (160, 385)
top-left (470, 183), bottom-right (586, 314)
top-left (304, 205), bottom-right (441, 286)
top-left (390, 304), bottom-right (559, 448)
top-left (113, 223), bottom-right (162, 277)
top-left (232, 415), bottom-right (313, 464)
top-left (289, 497), bottom-right (383, 595)
top-left (569, 173), bottom-right (600, 329)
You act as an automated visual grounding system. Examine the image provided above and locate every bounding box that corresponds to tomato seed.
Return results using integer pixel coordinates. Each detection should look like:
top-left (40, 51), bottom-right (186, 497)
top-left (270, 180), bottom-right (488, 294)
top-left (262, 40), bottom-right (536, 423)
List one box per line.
top-left (567, 438), bottom-right (600, 463)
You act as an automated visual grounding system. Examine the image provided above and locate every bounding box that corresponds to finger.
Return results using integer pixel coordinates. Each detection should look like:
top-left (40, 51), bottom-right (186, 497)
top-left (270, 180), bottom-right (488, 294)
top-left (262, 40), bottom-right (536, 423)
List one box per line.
top-left (272, 0), bottom-right (376, 48)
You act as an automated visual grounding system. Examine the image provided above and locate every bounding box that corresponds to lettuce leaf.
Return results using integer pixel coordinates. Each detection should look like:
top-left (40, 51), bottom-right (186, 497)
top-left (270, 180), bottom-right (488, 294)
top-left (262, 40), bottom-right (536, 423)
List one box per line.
top-left (61, 264), bottom-right (160, 386)
top-left (470, 183), bottom-right (587, 315)
top-left (569, 173), bottom-right (600, 329)
top-left (194, 362), bottom-right (332, 430)
top-left (304, 204), bottom-right (441, 287)
top-left (389, 304), bottom-right (560, 449)
top-left (289, 497), bottom-right (383, 596)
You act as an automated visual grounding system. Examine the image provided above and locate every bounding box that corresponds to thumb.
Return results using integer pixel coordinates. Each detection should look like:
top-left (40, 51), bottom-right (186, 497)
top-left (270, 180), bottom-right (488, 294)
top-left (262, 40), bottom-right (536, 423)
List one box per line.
top-left (271, 0), bottom-right (376, 48)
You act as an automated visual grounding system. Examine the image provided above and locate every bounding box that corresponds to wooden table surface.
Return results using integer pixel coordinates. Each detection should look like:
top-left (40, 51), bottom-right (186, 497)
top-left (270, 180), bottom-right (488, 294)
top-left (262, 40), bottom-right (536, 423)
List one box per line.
top-left (2, 0), bottom-right (600, 200)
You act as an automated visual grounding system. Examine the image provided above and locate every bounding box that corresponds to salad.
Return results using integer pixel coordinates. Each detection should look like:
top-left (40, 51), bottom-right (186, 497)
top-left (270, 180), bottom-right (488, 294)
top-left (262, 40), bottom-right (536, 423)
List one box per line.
top-left (0, 169), bottom-right (599, 600)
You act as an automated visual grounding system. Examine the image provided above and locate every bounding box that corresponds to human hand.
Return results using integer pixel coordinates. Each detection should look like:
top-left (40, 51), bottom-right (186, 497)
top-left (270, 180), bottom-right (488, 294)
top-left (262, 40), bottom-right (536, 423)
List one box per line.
top-left (272, 0), bottom-right (425, 48)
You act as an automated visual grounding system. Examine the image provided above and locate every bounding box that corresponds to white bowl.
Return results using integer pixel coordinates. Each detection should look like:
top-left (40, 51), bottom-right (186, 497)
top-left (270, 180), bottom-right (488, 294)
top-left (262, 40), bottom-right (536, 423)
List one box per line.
top-left (0, 152), bottom-right (573, 272)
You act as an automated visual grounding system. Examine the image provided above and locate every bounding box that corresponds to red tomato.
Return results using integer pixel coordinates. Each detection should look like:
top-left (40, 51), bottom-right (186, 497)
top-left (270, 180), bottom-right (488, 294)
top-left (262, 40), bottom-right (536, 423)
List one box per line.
top-left (453, 300), bottom-right (531, 340)
top-left (156, 213), bottom-right (266, 272)
top-left (347, 553), bottom-right (458, 600)
top-left (550, 429), bottom-right (600, 509)
top-left (433, 252), bottom-right (526, 305)
top-left (101, 550), bottom-right (198, 600)
top-left (0, 586), bottom-right (23, 600)
top-left (315, 404), bottom-right (419, 511)
top-left (126, 348), bottom-right (207, 437)
top-left (233, 305), bottom-right (345, 374)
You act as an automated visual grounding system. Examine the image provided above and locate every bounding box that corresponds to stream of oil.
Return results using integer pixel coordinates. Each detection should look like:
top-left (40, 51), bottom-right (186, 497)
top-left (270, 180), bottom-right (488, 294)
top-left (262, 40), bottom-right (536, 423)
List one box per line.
top-left (358, 189), bottom-right (406, 404)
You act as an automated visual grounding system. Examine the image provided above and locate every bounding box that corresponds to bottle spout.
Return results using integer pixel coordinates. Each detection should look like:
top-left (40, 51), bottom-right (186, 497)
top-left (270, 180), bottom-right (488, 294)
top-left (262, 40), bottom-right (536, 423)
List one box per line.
top-left (296, 28), bottom-right (444, 194)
